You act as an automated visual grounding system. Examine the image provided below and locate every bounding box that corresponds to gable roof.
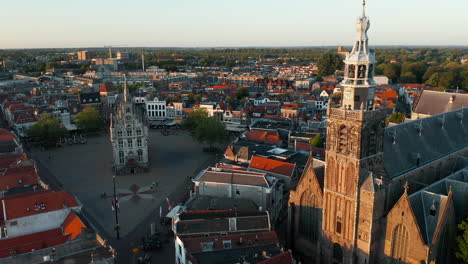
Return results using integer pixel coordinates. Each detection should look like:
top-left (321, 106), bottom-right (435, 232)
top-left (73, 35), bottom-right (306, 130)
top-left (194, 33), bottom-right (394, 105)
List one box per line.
top-left (295, 155), bottom-right (325, 192)
top-left (175, 211), bottom-right (270, 236)
top-left (99, 82), bottom-right (116, 93)
top-left (408, 191), bottom-right (451, 245)
top-left (383, 107), bottom-right (468, 178)
top-left (1, 190), bottom-right (80, 220)
top-left (0, 154), bottom-right (28, 168)
top-left (62, 211), bottom-right (86, 240)
top-left (414, 90), bottom-right (468, 116)
top-left (181, 231), bottom-right (278, 253)
top-left (0, 129), bottom-right (16, 142)
top-left (246, 129), bottom-right (282, 146)
top-left (249, 155), bottom-right (295, 177)
top-left (258, 251), bottom-right (293, 264)
top-left (0, 165), bottom-right (38, 191)
top-left (0, 228), bottom-right (70, 258)
top-left (196, 168), bottom-right (272, 188)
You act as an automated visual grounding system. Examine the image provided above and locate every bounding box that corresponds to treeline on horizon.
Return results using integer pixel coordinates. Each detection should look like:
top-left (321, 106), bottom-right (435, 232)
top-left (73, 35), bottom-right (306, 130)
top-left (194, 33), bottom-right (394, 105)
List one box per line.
top-left (0, 47), bottom-right (467, 91)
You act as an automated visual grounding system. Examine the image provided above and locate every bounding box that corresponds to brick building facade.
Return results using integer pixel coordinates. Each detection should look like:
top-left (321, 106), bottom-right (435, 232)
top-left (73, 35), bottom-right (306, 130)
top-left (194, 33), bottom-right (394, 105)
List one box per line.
top-left (287, 2), bottom-right (468, 263)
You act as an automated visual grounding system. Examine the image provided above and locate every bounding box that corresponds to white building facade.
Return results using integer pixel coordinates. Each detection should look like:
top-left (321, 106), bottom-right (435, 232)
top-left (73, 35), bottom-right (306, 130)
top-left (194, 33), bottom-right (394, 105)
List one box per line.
top-left (145, 97), bottom-right (167, 120)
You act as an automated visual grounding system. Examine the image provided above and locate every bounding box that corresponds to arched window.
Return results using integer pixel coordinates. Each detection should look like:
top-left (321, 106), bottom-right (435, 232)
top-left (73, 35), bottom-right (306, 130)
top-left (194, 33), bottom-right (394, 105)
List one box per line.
top-left (299, 190), bottom-right (318, 241)
top-left (391, 224), bottom-right (409, 261)
top-left (126, 128), bottom-right (132, 137)
top-left (358, 65), bottom-right (367, 78)
top-left (136, 128), bottom-right (142, 136)
top-left (348, 65), bottom-right (356, 78)
top-left (118, 139), bottom-right (123, 149)
top-left (116, 130), bottom-right (122, 137)
top-left (338, 125), bottom-right (347, 153)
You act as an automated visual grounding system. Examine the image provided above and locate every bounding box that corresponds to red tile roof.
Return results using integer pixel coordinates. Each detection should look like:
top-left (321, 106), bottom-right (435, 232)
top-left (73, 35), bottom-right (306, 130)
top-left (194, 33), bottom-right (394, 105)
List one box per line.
top-left (249, 156), bottom-right (295, 177)
top-left (0, 228), bottom-right (70, 258)
top-left (258, 251), bottom-right (293, 264)
top-left (62, 211), bottom-right (86, 239)
top-left (1, 191), bottom-right (80, 220)
top-left (99, 82), bottom-right (116, 93)
top-left (0, 129), bottom-right (16, 142)
top-left (246, 129), bottom-right (282, 146)
top-left (0, 154), bottom-right (28, 168)
top-left (375, 90), bottom-right (398, 100)
top-left (2, 101), bottom-right (21, 110)
top-left (281, 103), bottom-right (299, 110)
top-left (0, 165), bottom-right (38, 191)
top-left (295, 141), bottom-right (312, 152)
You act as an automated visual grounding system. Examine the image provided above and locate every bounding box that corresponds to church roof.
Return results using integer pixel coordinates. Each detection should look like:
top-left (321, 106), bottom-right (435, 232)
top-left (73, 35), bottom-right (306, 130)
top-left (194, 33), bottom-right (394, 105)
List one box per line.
top-left (413, 90), bottom-right (468, 116)
top-left (383, 107), bottom-right (468, 178)
top-left (408, 191), bottom-right (449, 245)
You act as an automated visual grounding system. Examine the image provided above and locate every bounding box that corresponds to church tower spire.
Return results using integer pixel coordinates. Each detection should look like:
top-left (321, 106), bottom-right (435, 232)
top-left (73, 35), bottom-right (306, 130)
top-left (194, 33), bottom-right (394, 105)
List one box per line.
top-left (341, 0), bottom-right (376, 111)
top-left (321, 2), bottom-right (387, 263)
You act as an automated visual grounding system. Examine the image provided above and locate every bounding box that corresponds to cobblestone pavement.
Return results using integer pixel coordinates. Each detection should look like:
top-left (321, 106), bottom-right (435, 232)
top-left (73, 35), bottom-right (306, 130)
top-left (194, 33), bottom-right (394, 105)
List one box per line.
top-left (31, 129), bottom-right (217, 263)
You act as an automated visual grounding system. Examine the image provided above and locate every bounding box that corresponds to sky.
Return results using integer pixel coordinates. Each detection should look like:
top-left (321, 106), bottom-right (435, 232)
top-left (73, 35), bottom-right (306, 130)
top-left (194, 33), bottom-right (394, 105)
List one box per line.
top-left (1, 0), bottom-right (467, 49)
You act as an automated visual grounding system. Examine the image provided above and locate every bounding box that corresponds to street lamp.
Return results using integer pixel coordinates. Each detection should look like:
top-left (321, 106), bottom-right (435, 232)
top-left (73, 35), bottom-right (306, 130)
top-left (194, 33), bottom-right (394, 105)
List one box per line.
top-left (112, 175), bottom-right (120, 240)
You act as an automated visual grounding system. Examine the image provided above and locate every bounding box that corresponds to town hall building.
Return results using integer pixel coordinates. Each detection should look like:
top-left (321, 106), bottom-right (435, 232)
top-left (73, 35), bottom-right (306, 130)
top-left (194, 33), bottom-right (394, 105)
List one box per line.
top-left (288, 2), bottom-right (468, 264)
top-left (110, 77), bottom-right (149, 174)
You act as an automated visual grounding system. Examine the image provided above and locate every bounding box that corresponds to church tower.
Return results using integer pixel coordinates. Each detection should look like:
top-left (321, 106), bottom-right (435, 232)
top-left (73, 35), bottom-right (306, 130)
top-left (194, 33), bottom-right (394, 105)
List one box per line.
top-left (341, 0), bottom-right (377, 111)
top-left (322, 1), bottom-right (387, 263)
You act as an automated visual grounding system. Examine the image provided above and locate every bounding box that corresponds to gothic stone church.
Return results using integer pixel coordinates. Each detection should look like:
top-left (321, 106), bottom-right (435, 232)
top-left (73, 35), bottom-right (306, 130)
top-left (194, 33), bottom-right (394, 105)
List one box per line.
top-left (288, 3), bottom-right (468, 264)
top-left (110, 80), bottom-right (149, 175)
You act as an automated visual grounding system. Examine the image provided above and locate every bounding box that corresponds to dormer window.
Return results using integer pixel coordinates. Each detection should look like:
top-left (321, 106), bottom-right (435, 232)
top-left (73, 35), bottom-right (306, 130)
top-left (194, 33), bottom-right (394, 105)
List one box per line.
top-left (430, 201), bottom-right (436, 216)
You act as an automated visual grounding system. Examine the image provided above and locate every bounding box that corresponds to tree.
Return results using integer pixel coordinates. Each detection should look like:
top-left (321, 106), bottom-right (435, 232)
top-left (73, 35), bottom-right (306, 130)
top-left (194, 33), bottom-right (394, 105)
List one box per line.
top-left (236, 87), bottom-right (249, 100)
top-left (439, 71), bottom-right (456, 88)
top-left (401, 62), bottom-right (427, 83)
top-left (27, 113), bottom-right (67, 145)
top-left (386, 112), bottom-right (406, 124)
top-left (183, 107), bottom-right (209, 129)
top-left (426, 72), bottom-right (442, 87)
top-left (194, 117), bottom-right (229, 150)
top-left (75, 107), bottom-right (104, 132)
top-left (400, 72), bottom-right (417, 83)
top-left (310, 134), bottom-right (323, 148)
top-left (317, 53), bottom-right (344, 76)
top-left (456, 218), bottom-right (468, 263)
top-left (378, 63), bottom-right (401, 83)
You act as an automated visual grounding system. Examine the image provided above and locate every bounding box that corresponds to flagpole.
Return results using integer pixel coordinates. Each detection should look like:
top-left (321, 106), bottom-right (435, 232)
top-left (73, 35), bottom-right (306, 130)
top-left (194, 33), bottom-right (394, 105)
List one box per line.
top-left (113, 175), bottom-right (120, 240)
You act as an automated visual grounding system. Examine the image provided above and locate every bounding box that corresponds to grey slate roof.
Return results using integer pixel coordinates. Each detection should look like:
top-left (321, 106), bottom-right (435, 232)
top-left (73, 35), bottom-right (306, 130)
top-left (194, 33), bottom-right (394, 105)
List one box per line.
top-left (407, 166), bottom-right (468, 245)
top-left (414, 90), bottom-right (468, 116)
top-left (383, 107), bottom-right (468, 178)
top-left (408, 191), bottom-right (448, 245)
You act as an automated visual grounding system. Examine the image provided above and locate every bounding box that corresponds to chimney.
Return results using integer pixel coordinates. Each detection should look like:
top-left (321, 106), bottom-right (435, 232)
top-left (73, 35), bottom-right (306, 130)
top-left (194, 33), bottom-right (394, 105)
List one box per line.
top-left (449, 95), bottom-right (455, 104)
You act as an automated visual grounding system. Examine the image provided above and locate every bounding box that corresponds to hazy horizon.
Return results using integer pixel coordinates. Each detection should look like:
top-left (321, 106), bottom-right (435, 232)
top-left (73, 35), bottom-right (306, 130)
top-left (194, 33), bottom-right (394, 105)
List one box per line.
top-left (1, 0), bottom-right (467, 49)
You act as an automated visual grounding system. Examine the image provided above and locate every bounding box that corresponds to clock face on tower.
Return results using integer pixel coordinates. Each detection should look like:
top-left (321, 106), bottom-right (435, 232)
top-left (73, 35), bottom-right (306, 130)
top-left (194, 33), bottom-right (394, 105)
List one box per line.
top-left (344, 89), bottom-right (353, 102)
